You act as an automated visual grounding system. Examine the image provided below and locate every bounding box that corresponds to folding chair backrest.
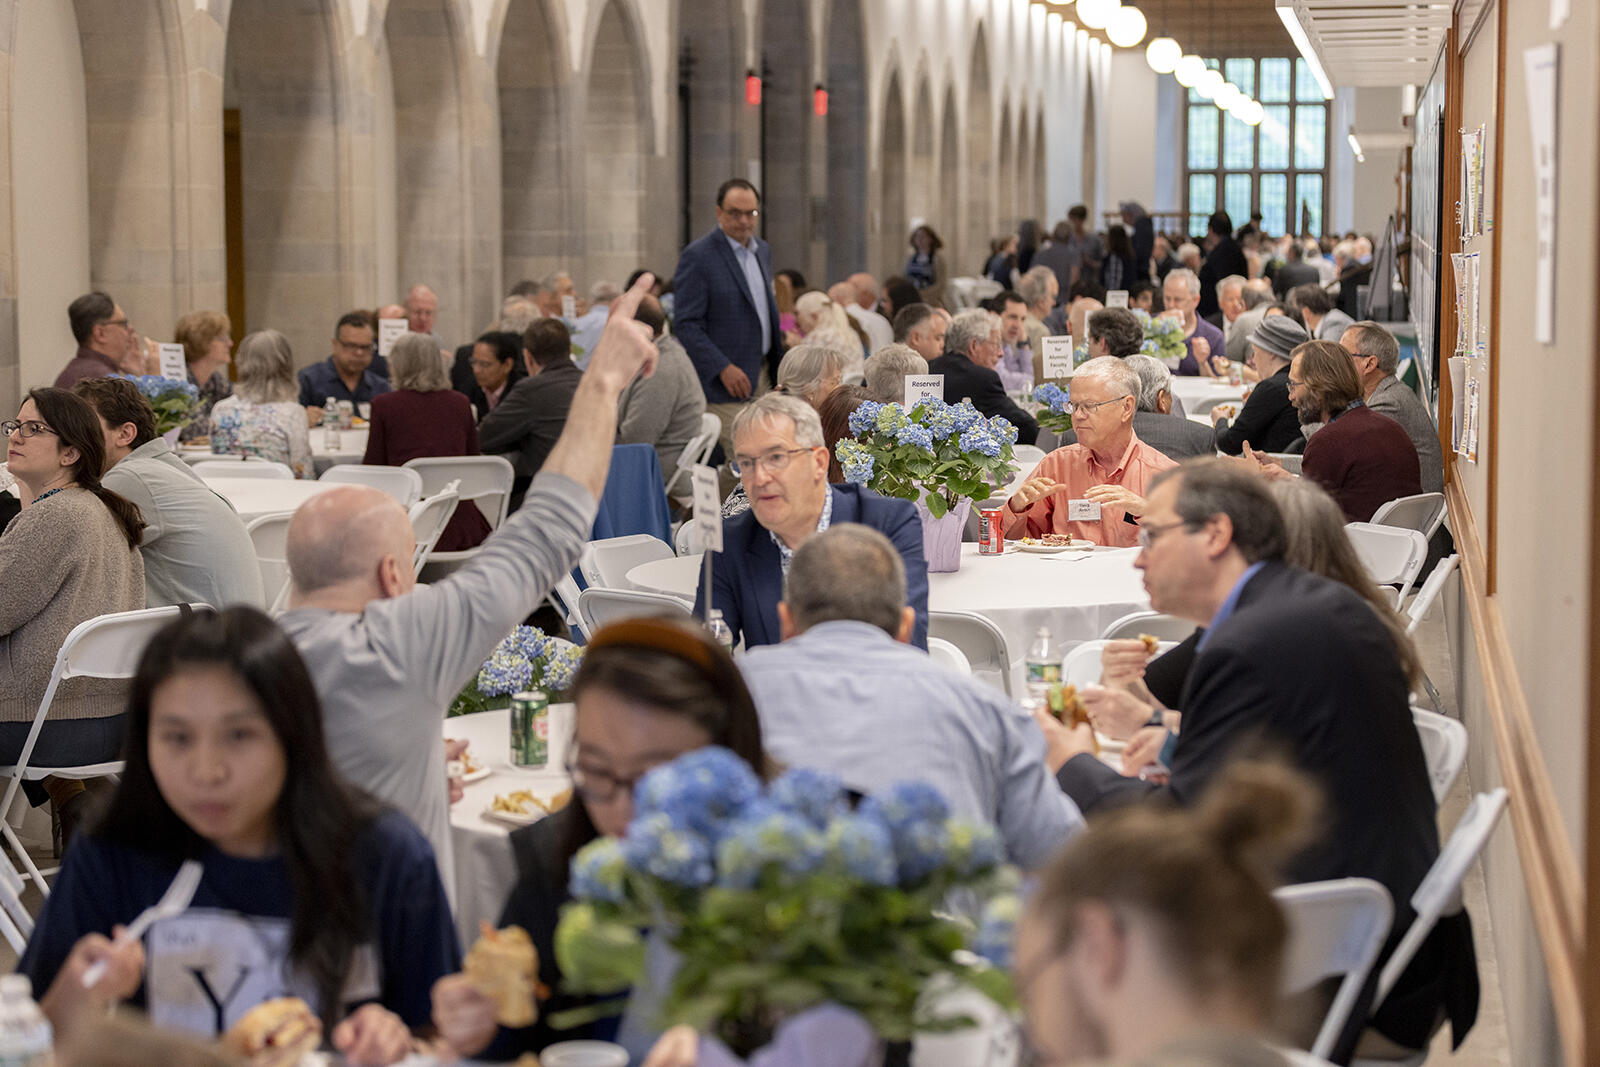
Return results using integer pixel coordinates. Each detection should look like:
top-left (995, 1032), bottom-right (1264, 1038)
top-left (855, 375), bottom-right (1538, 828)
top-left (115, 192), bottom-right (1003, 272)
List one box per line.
top-left (1405, 553), bottom-right (1460, 636)
top-left (1098, 609), bottom-right (1197, 643)
top-left (408, 487), bottom-right (460, 577)
top-left (579, 534), bottom-right (675, 590)
top-left (675, 521), bottom-right (705, 556)
top-left (1345, 523), bottom-right (1428, 590)
top-left (320, 464), bottom-right (424, 507)
top-left (549, 573), bottom-right (587, 642)
top-left (1370, 492), bottom-right (1447, 540)
top-left (1011, 444), bottom-right (1047, 468)
top-left (1062, 638), bottom-right (1177, 688)
top-left (51, 606), bottom-right (195, 682)
top-left (664, 414), bottom-right (724, 500)
top-left (402, 456), bottom-right (514, 531)
top-left (245, 513), bottom-right (295, 613)
top-left (192, 459), bottom-right (294, 480)
top-left (928, 610), bottom-right (1013, 697)
top-left (1267, 452), bottom-right (1304, 475)
top-left (577, 587), bottom-right (695, 635)
top-left (1410, 705), bottom-right (1468, 804)
top-left (1374, 788), bottom-right (1508, 1004)
top-left (927, 638), bottom-right (972, 677)
top-left (1274, 877), bottom-right (1394, 1060)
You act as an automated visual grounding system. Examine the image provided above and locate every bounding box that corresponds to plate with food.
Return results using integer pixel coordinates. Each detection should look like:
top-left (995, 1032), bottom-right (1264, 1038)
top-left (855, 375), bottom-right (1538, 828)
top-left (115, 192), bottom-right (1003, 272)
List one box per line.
top-left (1016, 534), bottom-right (1095, 554)
top-left (482, 787), bottom-right (573, 827)
top-left (449, 751), bottom-right (491, 784)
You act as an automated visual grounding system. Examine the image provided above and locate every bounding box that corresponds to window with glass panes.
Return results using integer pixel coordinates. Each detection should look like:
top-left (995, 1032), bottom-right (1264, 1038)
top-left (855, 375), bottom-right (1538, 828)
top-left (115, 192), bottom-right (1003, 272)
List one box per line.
top-left (1184, 58), bottom-right (1328, 238)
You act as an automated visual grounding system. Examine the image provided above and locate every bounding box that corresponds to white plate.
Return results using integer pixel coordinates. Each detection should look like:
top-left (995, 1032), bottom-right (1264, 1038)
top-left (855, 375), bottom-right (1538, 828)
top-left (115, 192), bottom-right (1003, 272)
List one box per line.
top-left (480, 806), bottom-right (542, 828)
top-left (461, 765), bottom-right (491, 784)
top-left (1016, 539), bottom-right (1095, 553)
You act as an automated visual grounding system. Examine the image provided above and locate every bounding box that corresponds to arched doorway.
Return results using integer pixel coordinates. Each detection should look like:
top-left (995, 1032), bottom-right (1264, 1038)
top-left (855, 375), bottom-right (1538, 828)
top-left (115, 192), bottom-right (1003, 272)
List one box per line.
top-left (964, 27), bottom-right (993, 276)
top-left (583, 0), bottom-right (650, 287)
top-left (677, 0), bottom-right (743, 247)
top-left (909, 73), bottom-right (935, 227)
top-left (384, 0), bottom-right (474, 341)
top-left (498, 0), bottom-right (569, 293)
top-left (938, 83), bottom-right (960, 258)
top-left (824, 0), bottom-right (867, 283)
top-left (759, 0), bottom-right (811, 273)
top-left (997, 101), bottom-right (1015, 233)
top-left (224, 0), bottom-right (350, 367)
top-left (878, 70), bottom-right (907, 282)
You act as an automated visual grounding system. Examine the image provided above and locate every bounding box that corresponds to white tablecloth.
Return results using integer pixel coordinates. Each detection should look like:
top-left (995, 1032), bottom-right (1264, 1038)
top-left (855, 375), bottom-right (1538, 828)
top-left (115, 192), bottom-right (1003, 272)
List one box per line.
top-left (198, 476), bottom-right (342, 522)
top-left (179, 427), bottom-right (368, 475)
top-left (627, 554), bottom-right (703, 600)
top-left (1168, 376), bottom-right (1244, 415)
top-left (444, 706), bottom-right (574, 945)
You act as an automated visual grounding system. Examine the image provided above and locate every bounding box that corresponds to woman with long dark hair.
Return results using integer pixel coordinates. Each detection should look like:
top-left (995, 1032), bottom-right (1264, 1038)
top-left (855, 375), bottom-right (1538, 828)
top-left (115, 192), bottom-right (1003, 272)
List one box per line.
top-left (432, 618), bottom-right (768, 1059)
top-left (21, 606), bottom-right (459, 1062)
top-left (1100, 223), bottom-right (1141, 292)
top-left (1, 387), bottom-right (144, 829)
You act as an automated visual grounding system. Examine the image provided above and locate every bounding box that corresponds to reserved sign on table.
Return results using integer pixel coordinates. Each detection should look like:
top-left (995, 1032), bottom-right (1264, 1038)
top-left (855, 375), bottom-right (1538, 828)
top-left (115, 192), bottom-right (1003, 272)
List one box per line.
top-left (377, 318), bottom-right (408, 356)
top-left (903, 374), bottom-right (944, 409)
top-left (690, 464), bottom-right (724, 553)
top-left (1040, 335), bottom-right (1075, 383)
top-left (158, 343), bottom-right (187, 382)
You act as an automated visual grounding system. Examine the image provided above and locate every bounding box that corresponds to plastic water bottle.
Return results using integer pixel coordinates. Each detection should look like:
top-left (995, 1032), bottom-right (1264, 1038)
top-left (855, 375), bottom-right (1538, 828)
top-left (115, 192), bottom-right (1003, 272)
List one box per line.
top-left (1024, 626), bottom-right (1061, 700)
top-left (322, 396), bottom-right (341, 450)
top-left (706, 610), bottom-right (735, 655)
top-left (0, 974), bottom-right (53, 1066)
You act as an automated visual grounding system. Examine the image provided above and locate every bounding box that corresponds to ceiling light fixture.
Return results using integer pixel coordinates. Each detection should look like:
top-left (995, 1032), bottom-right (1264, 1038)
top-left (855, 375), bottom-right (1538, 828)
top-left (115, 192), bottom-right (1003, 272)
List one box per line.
top-left (1274, 1), bottom-right (1334, 99)
top-left (1107, 5), bottom-right (1147, 46)
top-left (1076, 0), bottom-right (1119, 30)
top-left (1145, 36), bottom-right (1181, 72)
top-left (1347, 128), bottom-right (1366, 162)
top-left (1174, 54), bottom-right (1206, 87)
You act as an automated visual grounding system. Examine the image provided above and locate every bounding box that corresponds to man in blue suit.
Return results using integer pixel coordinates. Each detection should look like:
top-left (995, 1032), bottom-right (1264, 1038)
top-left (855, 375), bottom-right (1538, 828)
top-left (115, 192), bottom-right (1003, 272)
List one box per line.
top-left (673, 179), bottom-right (784, 469)
top-left (694, 394), bottom-right (929, 650)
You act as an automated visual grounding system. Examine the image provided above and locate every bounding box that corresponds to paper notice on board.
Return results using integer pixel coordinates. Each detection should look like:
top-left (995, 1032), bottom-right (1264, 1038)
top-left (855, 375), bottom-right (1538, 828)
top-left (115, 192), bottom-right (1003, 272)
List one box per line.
top-left (1465, 377), bottom-right (1480, 464)
top-left (1460, 126), bottom-right (1486, 238)
top-left (1524, 44), bottom-right (1559, 344)
top-left (1550, 0), bottom-right (1569, 30)
top-left (1449, 254), bottom-right (1468, 353)
top-left (1448, 356), bottom-right (1468, 453)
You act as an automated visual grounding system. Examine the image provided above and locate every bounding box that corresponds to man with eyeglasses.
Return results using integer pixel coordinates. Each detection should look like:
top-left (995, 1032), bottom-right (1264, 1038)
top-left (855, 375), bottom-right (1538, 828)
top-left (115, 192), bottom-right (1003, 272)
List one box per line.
top-left (1031, 458), bottom-right (1475, 1062)
top-left (693, 393), bottom-right (928, 651)
top-left (297, 310), bottom-right (392, 415)
top-left (54, 291), bottom-right (142, 389)
top-left (928, 308), bottom-right (1039, 445)
top-left (673, 179), bottom-right (784, 483)
top-left (1339, 321), bottom-right (1443, 493)
top-left (1004, 357), bottom-right (1175, 547)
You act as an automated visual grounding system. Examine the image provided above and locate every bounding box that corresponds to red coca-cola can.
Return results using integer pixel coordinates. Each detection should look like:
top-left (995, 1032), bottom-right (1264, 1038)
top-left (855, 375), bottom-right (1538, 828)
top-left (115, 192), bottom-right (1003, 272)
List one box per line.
top-left (978, 509), bottom-right (1006, 554)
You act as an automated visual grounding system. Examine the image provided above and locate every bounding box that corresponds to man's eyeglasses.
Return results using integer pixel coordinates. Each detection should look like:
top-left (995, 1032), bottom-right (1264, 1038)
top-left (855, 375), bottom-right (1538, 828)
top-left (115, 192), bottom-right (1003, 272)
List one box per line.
top-left (100, 317), bottom-right (132, 331)
top-left (730, 447), bottom-right (815, 477)
top-left (334, 337), bottom-right (371, 353)
top-left (1135, 519), bottom-right (1197, 550)
top-left (720, 207), bottom-right (760, 221)
top-left (1063, 394), bottom-right (1130, 416)
top-left (1, 420), bottom-right (56, 440)
top-left (1287, 377), bottom-right (1304, 389)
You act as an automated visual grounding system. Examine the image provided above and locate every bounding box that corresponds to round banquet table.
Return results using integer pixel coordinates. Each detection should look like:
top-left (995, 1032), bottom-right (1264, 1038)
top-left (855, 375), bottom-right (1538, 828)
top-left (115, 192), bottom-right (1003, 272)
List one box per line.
top-left (626, 554), bottom-right (703, 601)
top-left (197, 475), bottom-right (343, 523)
top-left (178, 426), bottom-right (368, 475)
top-left (443, 706), bottom-right (574, 946)
top-left (1167, 375), bottom-right (1244, 416)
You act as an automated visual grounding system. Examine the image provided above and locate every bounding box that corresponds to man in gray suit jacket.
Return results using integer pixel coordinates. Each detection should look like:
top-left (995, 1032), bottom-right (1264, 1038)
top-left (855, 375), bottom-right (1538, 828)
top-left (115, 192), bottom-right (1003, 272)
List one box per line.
top-left (1340, 321), bottom-right (1444, 493)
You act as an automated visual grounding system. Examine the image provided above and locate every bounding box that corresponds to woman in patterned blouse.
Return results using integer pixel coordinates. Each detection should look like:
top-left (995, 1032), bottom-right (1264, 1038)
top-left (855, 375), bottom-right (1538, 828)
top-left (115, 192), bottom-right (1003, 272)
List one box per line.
top-left (209, 329), bottom-right (312, 478)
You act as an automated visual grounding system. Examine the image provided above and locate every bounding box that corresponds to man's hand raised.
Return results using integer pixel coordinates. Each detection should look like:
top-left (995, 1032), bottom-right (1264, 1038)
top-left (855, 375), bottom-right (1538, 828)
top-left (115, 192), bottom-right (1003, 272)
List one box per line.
top-left (583, 273), bottom-right (659, 393)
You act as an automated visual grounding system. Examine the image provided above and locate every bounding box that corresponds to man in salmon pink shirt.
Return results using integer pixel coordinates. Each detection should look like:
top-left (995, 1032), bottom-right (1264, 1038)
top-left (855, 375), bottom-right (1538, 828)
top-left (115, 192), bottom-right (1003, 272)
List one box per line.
top-left (1004, 357), bottom-right (1176, 547)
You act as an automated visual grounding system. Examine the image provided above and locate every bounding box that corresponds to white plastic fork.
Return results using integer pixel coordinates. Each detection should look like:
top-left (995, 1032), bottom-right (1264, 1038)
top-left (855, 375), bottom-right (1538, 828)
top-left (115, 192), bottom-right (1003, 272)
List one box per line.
top-left (82, 859), bottom-right (202, 988)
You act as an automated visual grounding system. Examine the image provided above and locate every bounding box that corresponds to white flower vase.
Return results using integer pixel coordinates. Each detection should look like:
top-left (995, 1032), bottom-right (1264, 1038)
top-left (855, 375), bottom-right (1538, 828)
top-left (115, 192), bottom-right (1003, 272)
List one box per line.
top-left (915, 497), bottom-right (970, 574)
top-left (696, 1005), bottom-right (881, 1067)
top-left (161, 426), bottom-right (182, 447)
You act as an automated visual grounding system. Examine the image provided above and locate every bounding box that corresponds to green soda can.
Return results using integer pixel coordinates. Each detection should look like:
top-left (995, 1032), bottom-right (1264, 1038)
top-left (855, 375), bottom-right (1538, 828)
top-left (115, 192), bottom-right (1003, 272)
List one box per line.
top-left (510, 690), bottom-right (549, 768)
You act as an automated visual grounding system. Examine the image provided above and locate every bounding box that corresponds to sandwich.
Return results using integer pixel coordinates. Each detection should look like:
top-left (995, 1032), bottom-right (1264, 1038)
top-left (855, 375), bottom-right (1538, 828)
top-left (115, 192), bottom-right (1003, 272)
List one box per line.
top-left (464, 923), bottom-right (542, 1028)
top-left (220, 997), bottom-right (321, 1067)
top-left (1047, 684), bottom-right (1100, 755)
top-left (1138, 633), bottom-right (1160, 655)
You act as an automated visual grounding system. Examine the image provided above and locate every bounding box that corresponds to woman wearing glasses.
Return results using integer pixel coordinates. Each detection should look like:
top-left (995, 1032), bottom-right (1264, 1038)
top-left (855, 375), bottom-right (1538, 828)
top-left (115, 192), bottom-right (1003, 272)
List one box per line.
top-left (430, 619), bottom-right (768, 1061)
top-left (0, 388), bottom-right (145, 839)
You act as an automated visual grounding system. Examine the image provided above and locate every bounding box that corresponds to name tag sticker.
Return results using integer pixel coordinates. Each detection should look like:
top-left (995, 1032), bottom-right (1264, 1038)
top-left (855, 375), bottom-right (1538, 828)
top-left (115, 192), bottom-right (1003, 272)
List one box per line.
top-left (1067, 499), bottom-right (1103, 522)
top-left (377, 318), bottom-right (408, 357)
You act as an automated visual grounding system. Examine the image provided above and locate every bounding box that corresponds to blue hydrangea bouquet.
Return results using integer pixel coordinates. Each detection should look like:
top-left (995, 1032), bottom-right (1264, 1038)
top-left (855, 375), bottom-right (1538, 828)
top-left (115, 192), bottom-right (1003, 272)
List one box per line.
top-left (447, 625), bottom-right (582, 717)
top-left (553, 748), bottom-right (1018, 1058)
top-left (113, 374), bottom-right (201, 437)
top-left (1029, 382), bottom-right (1073, 434)
top-left (835, 397), bottom-right (1017, 522)
top-left (1138, 308), bottom-right (1188, 367)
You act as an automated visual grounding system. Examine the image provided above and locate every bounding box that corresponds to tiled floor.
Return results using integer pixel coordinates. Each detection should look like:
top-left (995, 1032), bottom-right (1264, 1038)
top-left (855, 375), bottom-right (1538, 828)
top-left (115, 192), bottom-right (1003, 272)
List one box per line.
top-left (0, 592), bottom-right (1515, 1064)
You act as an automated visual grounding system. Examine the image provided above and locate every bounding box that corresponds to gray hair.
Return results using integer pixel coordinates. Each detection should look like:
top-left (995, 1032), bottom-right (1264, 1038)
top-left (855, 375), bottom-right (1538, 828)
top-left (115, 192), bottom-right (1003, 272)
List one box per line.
top-left (1241, 286), bottom-right (1273, 311)
top-left (1344, 320), bottom-right (1400, 375)
top-left (589, 280), bottom-right (621, 304)
top-left (538, 271), bottom-right (572, 294)
top-left (1072, 355), bottom-right (1141, 400)
top-left (946, 308), bottom-right (997, 357)
top-left (233, 329), bottom-right (298, 404)
top-left (1176, 243), bottom-right (1201, 263)
top-left (499, 296), bottom-right (540, 333)
top-left (784, 524), bottom-right (907, 638)
top-left (1165, 268), bottom-right (1201, 297)
top-left (730, 392), bottom-right (826, 449)
top-left (775, 343), bottom-right (847, 404)
top-left (1217, 275), bottom-right (1247, 301)
top-left (1018, 265), bottom-right (1056, 308)
top-left (863, 343), bottom-right (928, 403)
top-left (1123, 353), bottom-right (1171, 413)
top-left (389, 331), bottom-right (450, 392)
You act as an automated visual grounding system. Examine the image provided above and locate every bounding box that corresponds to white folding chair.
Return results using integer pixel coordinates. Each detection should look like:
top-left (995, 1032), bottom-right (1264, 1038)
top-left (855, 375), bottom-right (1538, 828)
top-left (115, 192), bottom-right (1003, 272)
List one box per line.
top-left (1275, 878), bottom-right (1395, 1061)
top-left (407, 485), bottom-right (460, 577)
top-left (578, 534), bottom-right (675, 590)
top-left (674, 520), bottom-right (705, 556)
top-left (192, 459), bottom-right (295, 480)
top-left (1371, 492), bottom-right (1447, 541)
top-left (576, 587), bottom-right (695, 635)
top-left (1010, 444), bottom-right (1047, 468)
top-left (1345, 522), bottom-right (1428, 603)
top-left (1266, 452), bottom-right (1304, 475)
top-left (928, 610), bottom-right (1013, 697)
top-left (320, 464), bottom-right (424, 507)
top-left (1371, 789), bottom-right (1507, 1006)
top-left (0, 607), bottom-right (196, 910)
top-left (245, 512), bottom-right (295, 613)
top-left (1404, 553), bottom-right (1459, 637)
top-left (548, 573), bottom-right (588, 642)
top-left (1061, 638), bottom-right (1178, 688)
top-left (1410, 704), bottom-right (1468, 804)
top-left (402, 456), bottom-right (514, 567)
top-left (927, 638), bottom-right (972, 677)
top-left (664, 413), bottom-right (722, 502)
top-left (1098, 609), bottom-right (1197, 643)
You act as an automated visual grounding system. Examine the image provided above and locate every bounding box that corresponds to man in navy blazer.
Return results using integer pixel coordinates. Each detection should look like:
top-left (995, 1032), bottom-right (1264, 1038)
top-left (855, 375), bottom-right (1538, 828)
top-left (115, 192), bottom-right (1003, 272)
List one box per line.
top-left (673, 179), bottom-right (784, 463)
top-left (693, 394), bottom-right (929, 651)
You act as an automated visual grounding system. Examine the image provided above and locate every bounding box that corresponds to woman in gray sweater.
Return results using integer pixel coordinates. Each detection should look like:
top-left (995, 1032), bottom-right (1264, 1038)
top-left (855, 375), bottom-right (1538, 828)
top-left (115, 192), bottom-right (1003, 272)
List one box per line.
top-left (1, 388), bottom-right (145, 829)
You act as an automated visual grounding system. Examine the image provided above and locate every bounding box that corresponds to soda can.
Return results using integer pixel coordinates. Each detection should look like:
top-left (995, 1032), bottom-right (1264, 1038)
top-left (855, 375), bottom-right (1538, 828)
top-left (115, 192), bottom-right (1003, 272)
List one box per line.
top-left (978, 509), bottom-right (1006, 554)
top-left (510, 690), bottom-right (549, 768)
top-left (1227, 362), bottom-right (1243, 387)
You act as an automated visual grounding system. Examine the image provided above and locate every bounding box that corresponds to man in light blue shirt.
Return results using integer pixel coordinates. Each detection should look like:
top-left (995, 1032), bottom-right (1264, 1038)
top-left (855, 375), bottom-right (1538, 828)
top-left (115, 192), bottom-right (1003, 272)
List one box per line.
top-left (739, 525), bottom-right (1082, 869)
top-left (569, 281), bottom-right (618, 369)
